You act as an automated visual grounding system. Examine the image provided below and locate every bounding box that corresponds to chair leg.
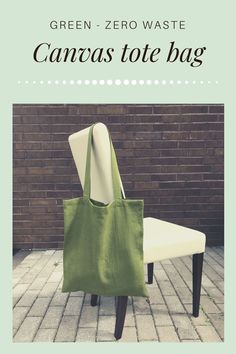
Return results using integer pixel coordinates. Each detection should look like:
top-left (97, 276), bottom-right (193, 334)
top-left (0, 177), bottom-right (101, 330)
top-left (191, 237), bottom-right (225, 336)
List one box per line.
top-left (147, 263), bottom-right (154, 284)
top-left (192, 253), bottom-right (204, 317)
top-left (90, 294), bottom-right (98, 306)
top-left (114, 296), bottom-right (128, 340)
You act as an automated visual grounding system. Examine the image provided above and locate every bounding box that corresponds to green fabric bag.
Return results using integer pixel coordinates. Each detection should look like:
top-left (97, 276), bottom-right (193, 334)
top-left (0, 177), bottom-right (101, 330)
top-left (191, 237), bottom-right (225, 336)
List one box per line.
top-left (62, 124), bottom-right (148, 297)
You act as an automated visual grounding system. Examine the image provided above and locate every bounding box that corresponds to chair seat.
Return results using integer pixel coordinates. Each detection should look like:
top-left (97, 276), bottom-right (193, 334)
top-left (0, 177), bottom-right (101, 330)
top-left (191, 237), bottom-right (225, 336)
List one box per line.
top-left (143, 217), bottom-right (206, 264)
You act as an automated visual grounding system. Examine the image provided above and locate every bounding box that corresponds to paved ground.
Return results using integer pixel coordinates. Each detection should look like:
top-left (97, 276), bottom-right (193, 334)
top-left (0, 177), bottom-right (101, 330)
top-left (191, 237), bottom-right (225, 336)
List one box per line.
top-left (13, 247), bottom-right (224, 342)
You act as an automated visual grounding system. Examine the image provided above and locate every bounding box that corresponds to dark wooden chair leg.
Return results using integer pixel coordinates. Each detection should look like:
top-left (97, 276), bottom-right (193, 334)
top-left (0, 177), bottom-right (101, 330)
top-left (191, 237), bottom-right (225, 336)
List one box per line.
top-left (90, 294), bottom-right (98, 306)
top-left (147, 263), bottom-right (154, 284)
top-left (114, 296), bottom-right (128, 340)
top-left (192, 253), bottom-right (204, 317)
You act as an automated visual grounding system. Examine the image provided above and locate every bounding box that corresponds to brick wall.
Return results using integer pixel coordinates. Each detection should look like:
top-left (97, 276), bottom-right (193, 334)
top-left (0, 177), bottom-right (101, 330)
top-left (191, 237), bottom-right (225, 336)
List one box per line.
top-left (13, 104), bottom-right (224, 249)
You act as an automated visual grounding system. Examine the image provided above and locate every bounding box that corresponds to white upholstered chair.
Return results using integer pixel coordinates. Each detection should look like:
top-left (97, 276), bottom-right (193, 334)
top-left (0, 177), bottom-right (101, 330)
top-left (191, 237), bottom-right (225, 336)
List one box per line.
top-left (68, 122), bottom-right (206, 340)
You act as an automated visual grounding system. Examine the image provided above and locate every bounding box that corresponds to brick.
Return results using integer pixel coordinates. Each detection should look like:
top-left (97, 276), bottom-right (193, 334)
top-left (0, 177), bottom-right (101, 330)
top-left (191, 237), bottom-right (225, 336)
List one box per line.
top-left (153, 105), bottom-right (182, 114)
top-left (40, 306), bottom-right (64, 328)
top-left (28, 297), bottom-right (51, 316)
top-left (12, 246), bottom-right (224, 343)
top-left (55, 315), bottom-right (79, 342)
top-left (34, 328), bottom-right (57, 342)
top-left (172, 314), bottom-right (199, 340)
top-left (47, 271), bottom-right (62, 283)
top-left (154, 268), bottom-right (169, 281)
top-left (200, 296), bottom-right (221, 314)
top-left (39, 282), bottom-right (58, 298)
top-left (157, 280), bottom-right (176, 296)
top-left (64, 296), bottom-right (83, 315)
top-left (152, 304), bottom-right (173, 327)
top-left (79, 305), bottom-right (98, 327)
top-left (128, 106), bottom-right (152, 114)
top-left (28, 277), bottom-right (47, 290)
top-left (163, 264), bottom-right (185, 288)
top-left (19, 272), bottom-right (37, 284)
top-left (184, 304), bottom-right (209, 326)
top-left (217, 303), bottom-right (224, 312)
top-left (157, 326), bottom-right (179, 342)
top-left (181, 339), bottom-right (201, 342)
top-left (99, 296), bottom-right (115, 315)
top-left (123, 304), bottom-right (135, 327)
top-left (205, 287), bottom-right (224, 303)
top-left (13, 283), bottom-right (29, 304)
top-left (76, 327), bottom-right (97, 342)
top-left (119, 327), bottom-right (138, 342)
top-left (181, 105), bottom-right (208, 114)
top-left (207, 313), bottom-right (224, 339)
top-left (13, 306), bottom-right (30, 330)
top-left (148, 284), bottom-right (164, 304)
top-left (98, 105), bottom-right (126, 115)
top-left (51, 291), bottom-right (69, 306)
top-left (14, 317), bottom-right (42, 342)
top-left (16, 290), bottom-right (39, 307)
top-left (13, 104), bottom-right (224, 248)
top-left (209, 105), bottom-right (224, 113)
top-left (171, 258), bottom-right (192, 281)
top-left (174, 287), bottom-right (192, 304)
top-left (133, 297), bottom-right (152, 315)
top-left (201, 274), bottom-right (215, 288)
top-left (13, 105), bottom-right (69, 115)
top-left (69, 290), bottom-right (84, 297)
top-left (97, 315), bottom-right (116, 341)
top-left (69, 105), bottom-right (97, 115)
top-left (164, 296), bottom-right (186, 314)
top-left (196, 325), bottom-right (221, 342)
top-left (136, 315), bottom-right (157, 341)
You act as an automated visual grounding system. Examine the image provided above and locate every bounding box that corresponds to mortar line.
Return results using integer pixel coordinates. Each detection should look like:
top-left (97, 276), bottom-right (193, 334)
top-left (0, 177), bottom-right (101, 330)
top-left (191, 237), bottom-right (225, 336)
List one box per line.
top-left (165, 258), bottom-right (218, 342)
top-left (130, 296), bottom-right (139, 342)
top-left (211, 247), bottom-right (224, 259)
top-left (13, 251), bottom-right (63, 340)
top-left (182, 255), bottom-right (224, 304)
top-left (13, 250), bottom-right (60, 305)
top-left (145, 281), bottom-right (160, 342)
top-left (132, 281), bottom-right (159, 342)
top-left (153, 271), bottom-right (182, 342)
top-left (31, 252), bottom-right (64, 342)
top-left (203, 255), bottom-right (224, 278)
top-left (205, 248), bottom-right (224, 267)
top-left (159, 261), bottom-right (202, 341)
top-left (181, 255), bottom-right (224, 295)
top-left (94, 295), bottom-right (101, 342)
top-left (164, 256), bottom-right (223, 340)
top-left (173, 256), bottom-right (224, 297)
top-left (13, 250), bottom-right (45, 289)
top-left (73, 293), bottom-right (86, 342)
top-left (52, 286), bottom-right (71, 342)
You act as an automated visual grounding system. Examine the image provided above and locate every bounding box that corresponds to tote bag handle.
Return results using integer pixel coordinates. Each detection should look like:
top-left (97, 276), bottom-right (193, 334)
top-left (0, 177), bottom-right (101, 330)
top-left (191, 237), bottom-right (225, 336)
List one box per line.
top-left (83, 124), bottom-right (122, 200)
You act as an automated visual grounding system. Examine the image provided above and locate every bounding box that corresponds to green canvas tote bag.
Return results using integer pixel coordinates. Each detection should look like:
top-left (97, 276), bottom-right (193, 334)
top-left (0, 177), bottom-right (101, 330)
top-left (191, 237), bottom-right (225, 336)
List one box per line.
top-left (62, 124), bottom-right (148, 297)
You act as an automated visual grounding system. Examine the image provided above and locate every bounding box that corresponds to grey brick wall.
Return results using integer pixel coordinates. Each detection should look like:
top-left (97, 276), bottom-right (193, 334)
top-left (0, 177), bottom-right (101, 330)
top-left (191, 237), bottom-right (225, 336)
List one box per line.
top-left (13, 104), bottom-right (224, 249)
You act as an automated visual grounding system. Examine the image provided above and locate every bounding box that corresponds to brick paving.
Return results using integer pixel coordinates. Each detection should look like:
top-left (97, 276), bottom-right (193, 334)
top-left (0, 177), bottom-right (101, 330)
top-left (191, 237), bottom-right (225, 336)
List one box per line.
top-left (12, 246), bottom-right (224, 342)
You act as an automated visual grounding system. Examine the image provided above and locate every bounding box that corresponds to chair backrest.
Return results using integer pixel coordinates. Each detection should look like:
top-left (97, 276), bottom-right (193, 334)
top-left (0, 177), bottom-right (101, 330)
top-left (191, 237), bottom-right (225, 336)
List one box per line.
top-left (69, 122), bottom-right (125, 204)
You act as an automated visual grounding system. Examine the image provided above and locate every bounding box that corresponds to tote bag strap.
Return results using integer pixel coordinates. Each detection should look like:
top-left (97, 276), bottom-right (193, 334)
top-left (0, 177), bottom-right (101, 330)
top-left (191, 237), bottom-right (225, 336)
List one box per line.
top-left (83, 124), bottom-right (122, 200)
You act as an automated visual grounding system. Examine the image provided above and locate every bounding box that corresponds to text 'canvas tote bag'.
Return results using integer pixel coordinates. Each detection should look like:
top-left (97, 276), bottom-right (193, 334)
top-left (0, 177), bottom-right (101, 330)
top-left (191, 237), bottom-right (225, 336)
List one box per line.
top-left (62, 124), bottom-right (148, 297)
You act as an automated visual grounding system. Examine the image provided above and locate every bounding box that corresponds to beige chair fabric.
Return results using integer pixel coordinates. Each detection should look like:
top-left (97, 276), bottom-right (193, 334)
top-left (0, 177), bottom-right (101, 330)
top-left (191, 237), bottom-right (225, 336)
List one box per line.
top-left (143, 217), bottom-right (205, 264)
top-left (69, 122), bottom-right (125, 204)
top-left (69, 123), bottom-right (206, 265)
